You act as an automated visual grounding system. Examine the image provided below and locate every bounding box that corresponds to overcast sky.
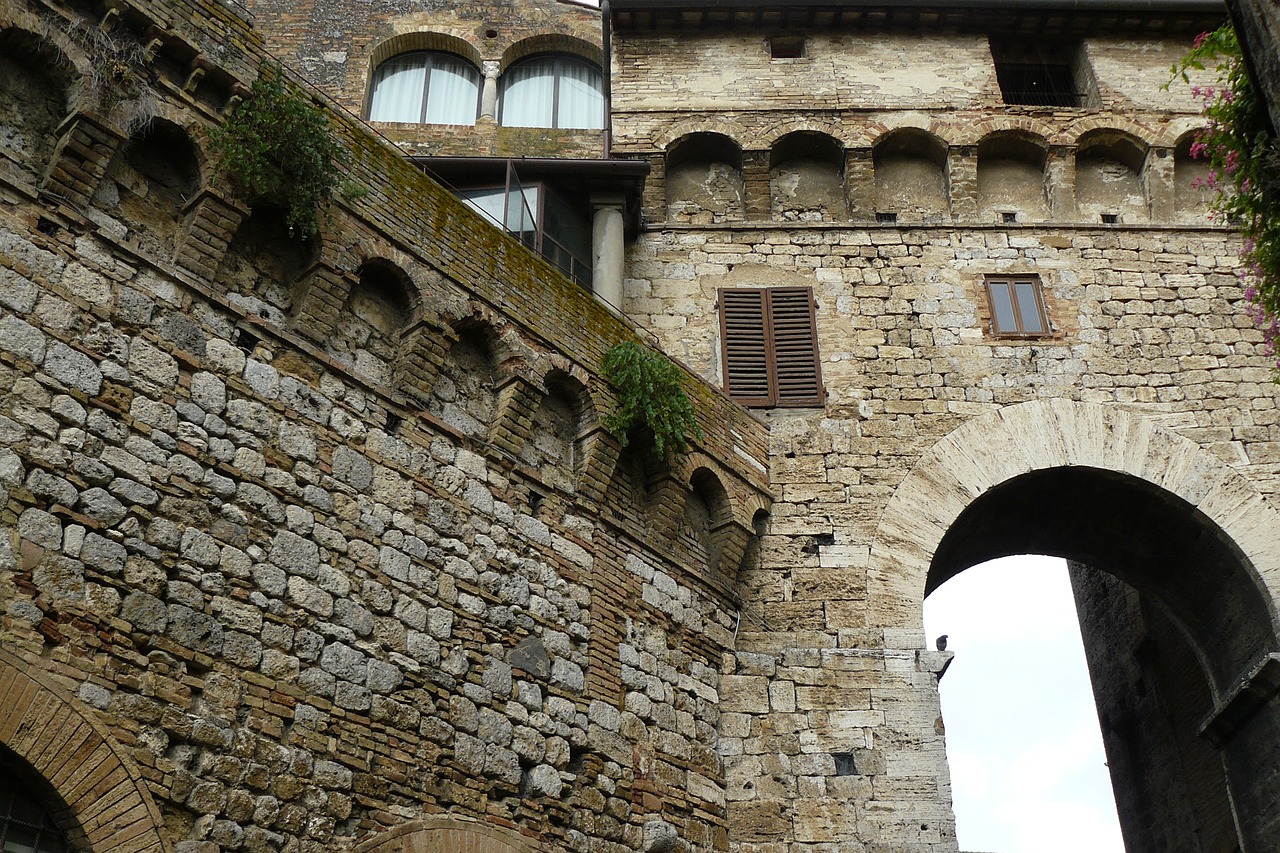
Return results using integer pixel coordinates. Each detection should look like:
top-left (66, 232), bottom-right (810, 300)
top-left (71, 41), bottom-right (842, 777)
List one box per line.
top-left (923, 555), bottom-right (1125, 853)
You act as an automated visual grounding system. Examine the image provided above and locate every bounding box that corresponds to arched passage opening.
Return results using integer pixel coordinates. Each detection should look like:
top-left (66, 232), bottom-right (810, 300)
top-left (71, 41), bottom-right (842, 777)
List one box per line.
top-left (769, 131), bottom-right (846, 221)
top-left (924, 555), bottom-right (1124, 852)
top-left (665, 132), bottom-right (745, 224)
top-left (872, 401), bottom-right (1280, 852)
top-left (1173, 130), bottom-right (1212, 223)
top-left (977, 131), bottom-right (1049, 222)
top-left (927, 467), bottom-right (1267, 851)
top-left (873, 128), bottom-right (949, 223)
top-left (1074, 130), bottom-right (1149, 225)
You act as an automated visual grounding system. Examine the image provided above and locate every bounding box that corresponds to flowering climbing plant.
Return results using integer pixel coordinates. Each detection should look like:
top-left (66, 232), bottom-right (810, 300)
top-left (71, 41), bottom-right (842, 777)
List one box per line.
top-left (1171, 26), bottom-right (1280, 374)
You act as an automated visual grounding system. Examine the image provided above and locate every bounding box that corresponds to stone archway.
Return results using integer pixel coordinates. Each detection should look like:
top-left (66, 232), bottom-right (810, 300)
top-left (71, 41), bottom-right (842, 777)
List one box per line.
top-left (870, 399), bottom-right (1280, 851)
top-left (353, 815), bottom-right (543, 853)
top-left (0, 650), bottom-right (169, 853)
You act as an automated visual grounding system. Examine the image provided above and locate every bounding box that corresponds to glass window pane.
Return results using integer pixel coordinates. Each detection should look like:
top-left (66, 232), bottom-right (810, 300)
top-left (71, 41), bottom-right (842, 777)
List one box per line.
top-left (461, 189), bottom-right (507, 227)
top-left (989, 282), bottom-right (1017, 333)
top-left (508, 186), bottom-right (539, 244)
top-left (501, 61), bottom-right (556, 127)
top-left (1014, 281), bottom-right (1045, 333)
top-left (368, 56), bottom-right (427, 123)
top-left (556, 60), bottom-right (603, 129)
top-left (543, 189), bottom-right (591, 261)
top-left (424, 56), bottom-right (479, 125)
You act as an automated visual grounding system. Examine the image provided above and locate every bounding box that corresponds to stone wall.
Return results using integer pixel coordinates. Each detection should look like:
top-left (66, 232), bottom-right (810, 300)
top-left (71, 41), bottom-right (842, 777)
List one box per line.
top-left (0, 1), bottom-right (774, 852)
top-left (1068, 563), bottom-right (1239, 853)
top-left (9, 0), bottom-right (1280, 851)
top-left (243, 0), bottom-right (607, 159)
top-left (610, 10), bottom-right (1280, 853)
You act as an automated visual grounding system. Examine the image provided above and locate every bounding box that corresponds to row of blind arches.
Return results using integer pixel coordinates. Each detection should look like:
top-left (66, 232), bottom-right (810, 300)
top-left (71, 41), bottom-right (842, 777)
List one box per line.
top-left (368, 50), bottom-right (603, 129)
top-left (664, 126), bottom-right (1211, 224)
top-left (0, 25), bottom-right (747, 567)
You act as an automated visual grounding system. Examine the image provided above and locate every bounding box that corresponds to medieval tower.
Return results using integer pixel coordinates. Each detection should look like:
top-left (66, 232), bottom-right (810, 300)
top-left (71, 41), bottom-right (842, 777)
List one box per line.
top-left (1, 0), bottom-right (1279, 851)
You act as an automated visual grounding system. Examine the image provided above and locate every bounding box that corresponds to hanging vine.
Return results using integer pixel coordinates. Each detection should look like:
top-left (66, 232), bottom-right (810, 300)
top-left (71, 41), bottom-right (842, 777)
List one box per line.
top-left (210, 64), bottom-right (347, 240)
top-left (601, 340), bottom-right (703, 457)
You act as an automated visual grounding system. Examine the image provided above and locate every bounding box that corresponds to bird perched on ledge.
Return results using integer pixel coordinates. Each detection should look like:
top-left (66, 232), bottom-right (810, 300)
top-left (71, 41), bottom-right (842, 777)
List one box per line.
top-left (935, 635), bottom-right (948, 651)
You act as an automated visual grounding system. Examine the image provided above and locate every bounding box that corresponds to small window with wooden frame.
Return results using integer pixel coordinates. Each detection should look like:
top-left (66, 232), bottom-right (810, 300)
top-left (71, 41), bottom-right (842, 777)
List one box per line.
top-left (719, 287), bottom-right (824, 407)
top-left (985, 275), bottom-right (1050, 337)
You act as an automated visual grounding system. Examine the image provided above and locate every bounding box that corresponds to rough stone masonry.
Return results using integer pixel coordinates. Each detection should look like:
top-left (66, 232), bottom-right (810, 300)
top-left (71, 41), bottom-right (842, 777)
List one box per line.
top-left (5, 0), bottom-right (1280, 851)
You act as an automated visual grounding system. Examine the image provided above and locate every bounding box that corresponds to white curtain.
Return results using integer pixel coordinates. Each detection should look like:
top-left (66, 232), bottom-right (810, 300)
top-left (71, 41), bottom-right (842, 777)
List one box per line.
top-left (500, 60), bottom-right (556, 127)
top-left (425, 56), bottom-right (479, 125)
top-left (369, 56), bottom-right (427, 123)
top-left (370, 53), bottom-right (479, 125)
top-left (557, 60), bottom-right (603, 129)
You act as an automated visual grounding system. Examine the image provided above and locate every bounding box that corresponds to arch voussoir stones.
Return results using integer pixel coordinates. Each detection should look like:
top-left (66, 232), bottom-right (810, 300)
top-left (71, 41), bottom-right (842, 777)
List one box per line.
top-left (354, 815), bottom-right (543, 853)
top-left (0, 650), bottom-right (169, 853)
top-left (870, 399), bottom-right (1280, 632)
top-left (489, 372), bottom-right (544, 455)
top-left (173, 187), bottom-right (249, 282)
top-left (576, 425), bottom-right (622, 503)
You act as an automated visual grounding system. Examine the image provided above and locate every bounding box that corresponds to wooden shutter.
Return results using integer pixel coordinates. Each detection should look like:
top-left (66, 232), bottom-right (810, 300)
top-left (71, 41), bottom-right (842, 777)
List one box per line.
top-left (768, 287), bottom-right (824, 406)
top-left (719, 288), bottom-right (774, 406)
top-left (719, 287), bottom-right (824, 408)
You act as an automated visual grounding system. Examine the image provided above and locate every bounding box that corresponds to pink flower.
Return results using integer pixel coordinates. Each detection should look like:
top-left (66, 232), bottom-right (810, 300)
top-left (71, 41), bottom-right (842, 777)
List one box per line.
top-left (1194, 31), bottom-right (1210, 48)
top-left (1190, 141), bottom-right (1209, 159)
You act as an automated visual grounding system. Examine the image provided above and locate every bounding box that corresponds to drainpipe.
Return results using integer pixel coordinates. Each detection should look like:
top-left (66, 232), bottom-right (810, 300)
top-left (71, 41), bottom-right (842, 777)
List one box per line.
top-left (601, 0), bottom-right (612, 159)
top-left (590, 0), bottom-right (626, 314)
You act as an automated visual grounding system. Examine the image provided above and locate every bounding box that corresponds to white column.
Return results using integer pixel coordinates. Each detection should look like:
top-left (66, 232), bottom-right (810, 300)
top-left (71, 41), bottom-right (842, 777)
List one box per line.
top-left (481, 61), bottom-right (500, 121)
top-left (592, 202), bottom-right (625, 314)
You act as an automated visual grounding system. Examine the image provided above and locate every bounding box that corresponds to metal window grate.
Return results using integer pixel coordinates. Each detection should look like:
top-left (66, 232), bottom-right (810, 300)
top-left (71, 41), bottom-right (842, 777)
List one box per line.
top-left (990, 40), bottom-right (1094, 109)
top-left (0, 781), bottom-right (66, 853)
top-left (994, 60), bottom-right (1084, 107)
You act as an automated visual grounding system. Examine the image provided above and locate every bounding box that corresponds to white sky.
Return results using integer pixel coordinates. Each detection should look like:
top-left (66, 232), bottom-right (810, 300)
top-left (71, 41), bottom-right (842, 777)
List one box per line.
top-left (923, 555), bottom-right (1125, 853)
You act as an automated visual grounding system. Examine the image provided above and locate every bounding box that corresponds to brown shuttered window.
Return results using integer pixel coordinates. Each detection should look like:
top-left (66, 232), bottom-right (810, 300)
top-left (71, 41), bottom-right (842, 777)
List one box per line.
top-left (719, 287), bottom-right (824, 407)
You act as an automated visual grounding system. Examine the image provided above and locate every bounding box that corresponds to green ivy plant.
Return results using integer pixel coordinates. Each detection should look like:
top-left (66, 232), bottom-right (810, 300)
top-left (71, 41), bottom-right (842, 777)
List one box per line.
top-left (601, 340), bottom-right (703, 457)
top-left (211, 64), bottom-right (346, 240)
top-left (1170, 26), bottom-right (1280, 374)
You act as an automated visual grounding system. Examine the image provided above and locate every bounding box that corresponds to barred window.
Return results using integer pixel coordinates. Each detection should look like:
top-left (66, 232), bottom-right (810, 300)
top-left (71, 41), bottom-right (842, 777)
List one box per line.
top-left (0, 777), bottom-right (66, 853)
top-left (990, 41), bottom-right (1097, 108)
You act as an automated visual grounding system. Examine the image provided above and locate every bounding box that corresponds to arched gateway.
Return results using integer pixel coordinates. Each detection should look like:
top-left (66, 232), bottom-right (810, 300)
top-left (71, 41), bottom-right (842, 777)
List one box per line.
top-left (872, 399), bottom-right (1280, 850)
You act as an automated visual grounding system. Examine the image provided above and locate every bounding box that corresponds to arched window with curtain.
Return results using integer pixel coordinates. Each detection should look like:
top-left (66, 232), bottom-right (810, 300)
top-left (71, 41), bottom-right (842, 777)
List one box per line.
top-left (499, 54), bottom-right (603, 129)
top-left (368, 51), bottom-right (482, 125)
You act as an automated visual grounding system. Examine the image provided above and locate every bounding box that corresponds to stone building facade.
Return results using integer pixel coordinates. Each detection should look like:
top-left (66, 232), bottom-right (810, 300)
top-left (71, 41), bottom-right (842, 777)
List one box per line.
top-left (3, 0), bottom-right (1280, 853)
